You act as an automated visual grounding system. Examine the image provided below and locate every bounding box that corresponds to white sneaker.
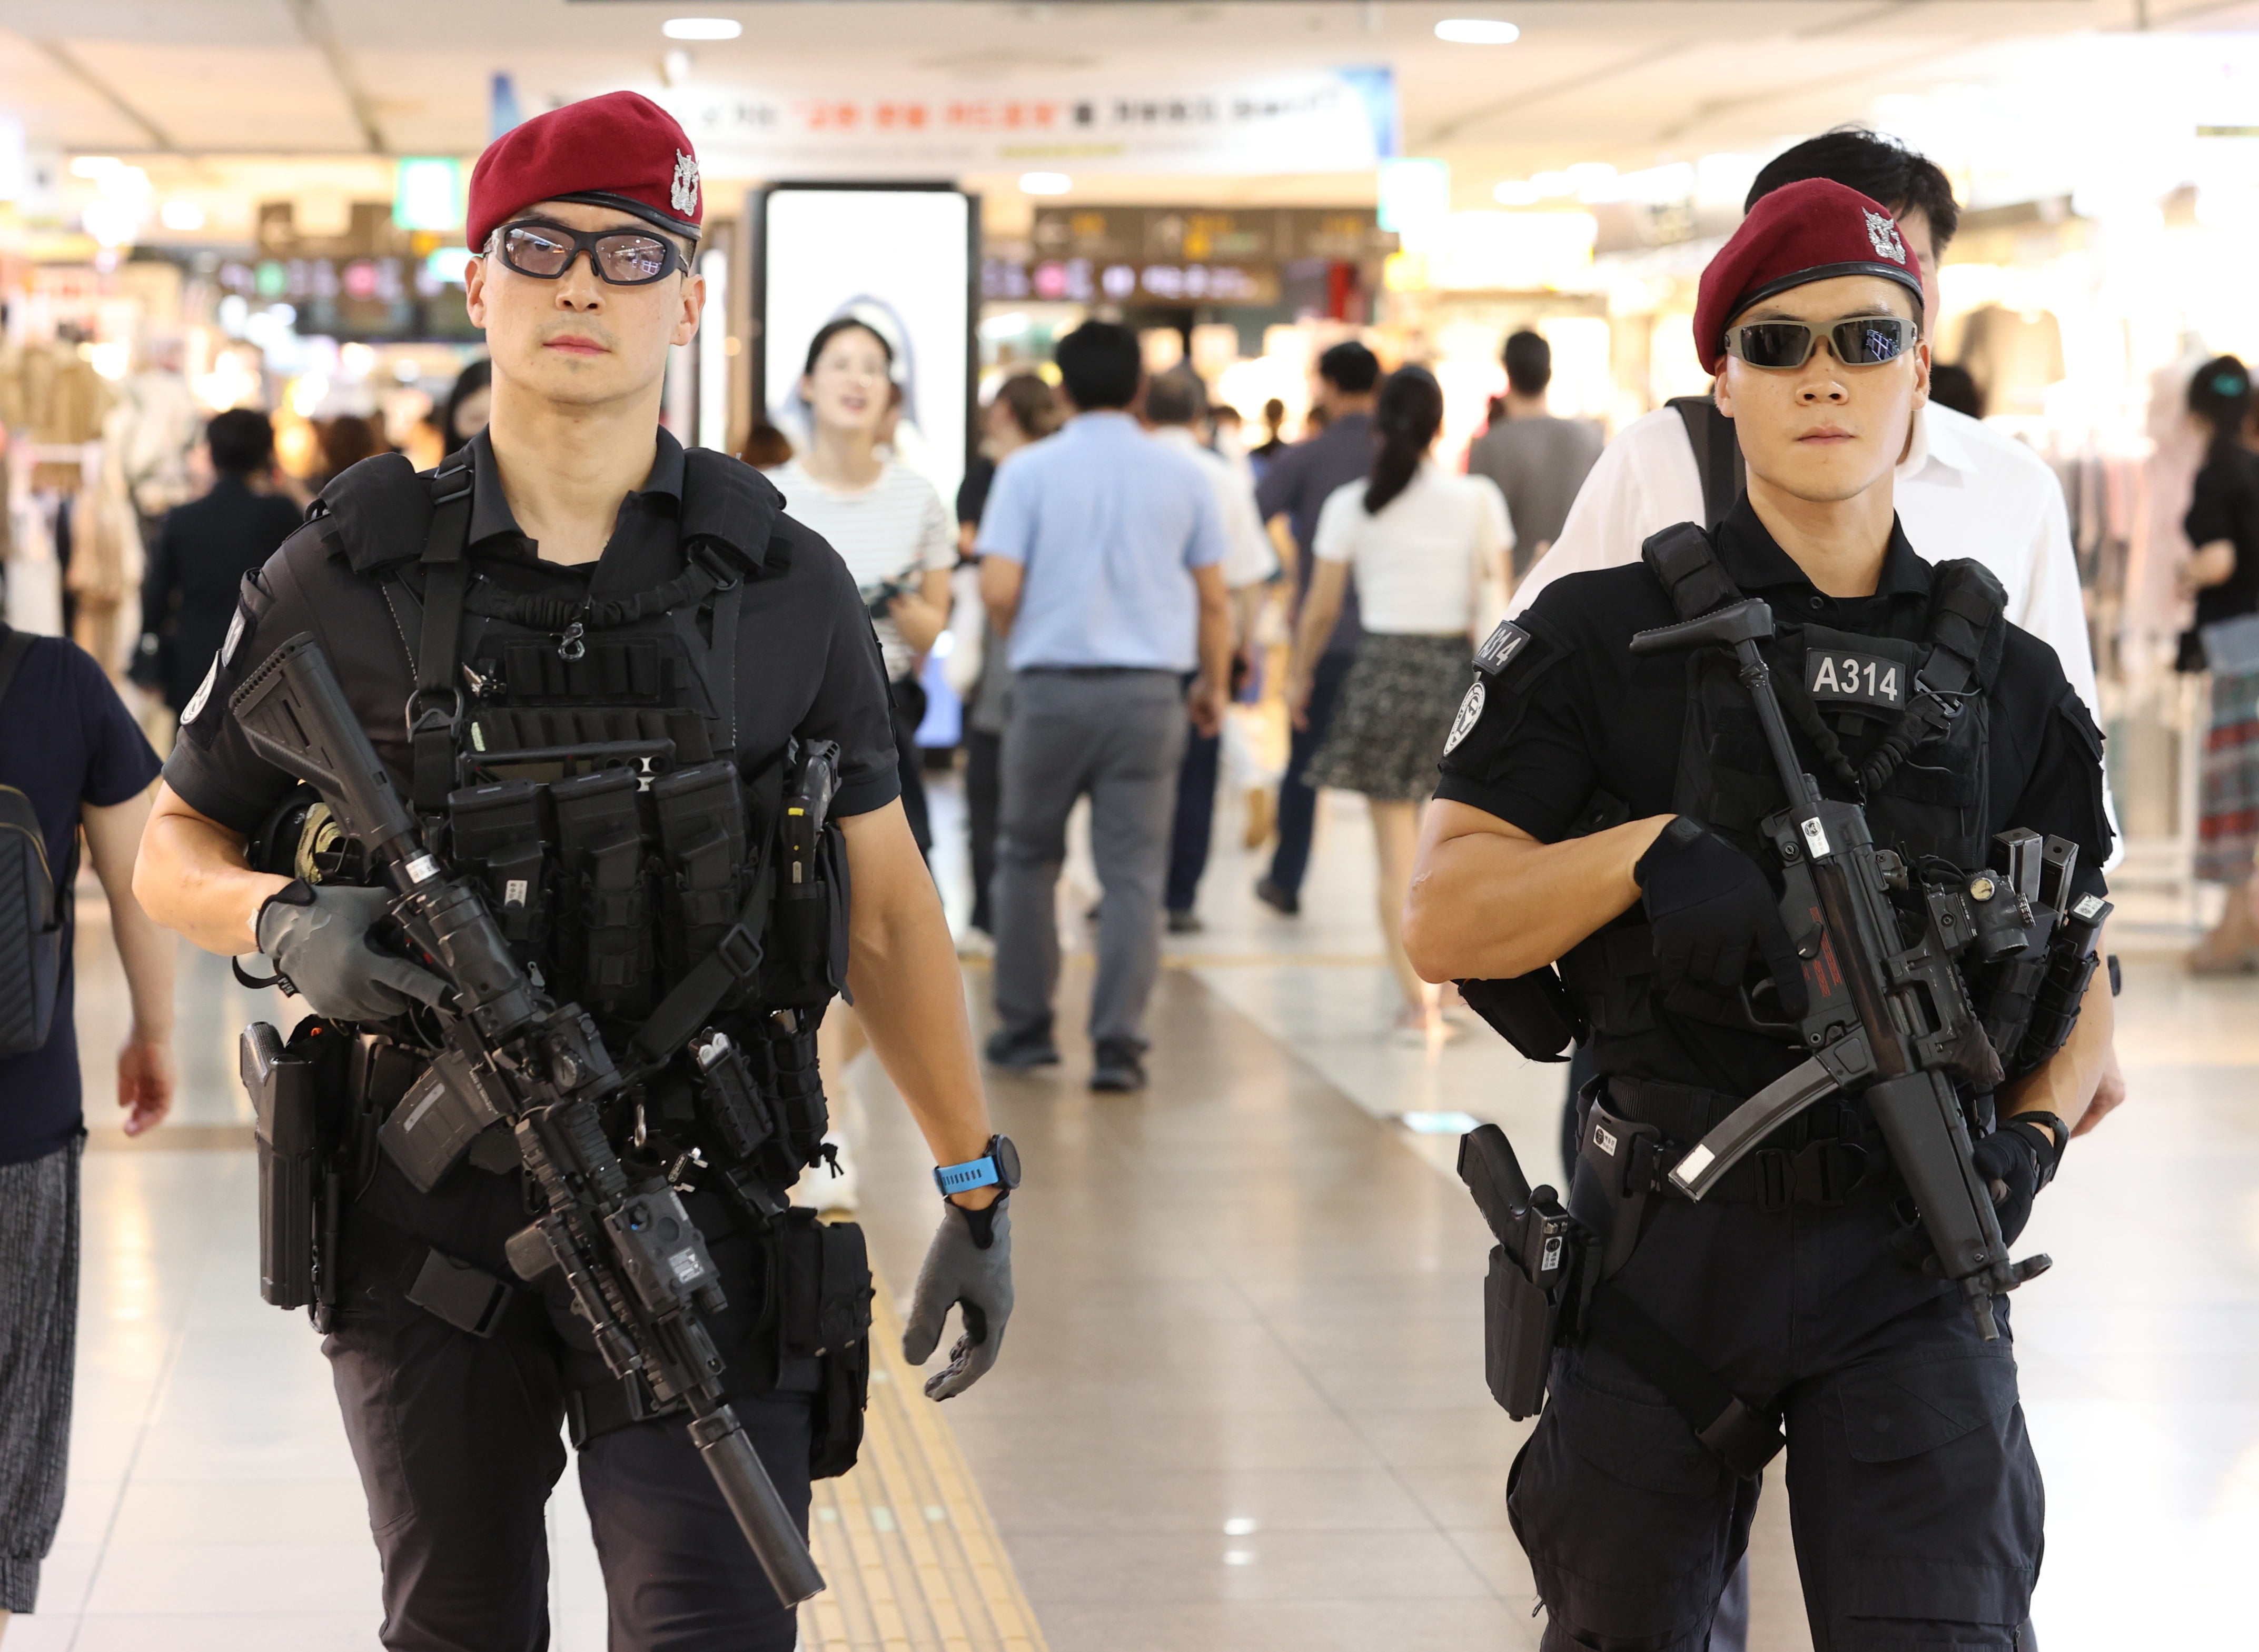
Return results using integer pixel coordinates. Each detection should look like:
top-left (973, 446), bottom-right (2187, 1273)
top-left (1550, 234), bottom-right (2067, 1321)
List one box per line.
top-left (794, 1133), bottom-right (860, 1214)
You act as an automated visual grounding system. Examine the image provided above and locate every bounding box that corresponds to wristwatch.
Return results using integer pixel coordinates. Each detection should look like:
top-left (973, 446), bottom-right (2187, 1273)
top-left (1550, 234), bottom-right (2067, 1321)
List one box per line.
top-left (934, 1134), bottom-right (1020, 1199)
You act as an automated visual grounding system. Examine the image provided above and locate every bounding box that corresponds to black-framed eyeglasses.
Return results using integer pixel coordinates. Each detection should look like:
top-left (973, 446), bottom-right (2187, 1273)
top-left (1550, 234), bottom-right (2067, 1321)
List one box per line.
top-left (488, 219), bottom-right (687, 286)
top-left (1725, 315), bottom-right (1919, 371)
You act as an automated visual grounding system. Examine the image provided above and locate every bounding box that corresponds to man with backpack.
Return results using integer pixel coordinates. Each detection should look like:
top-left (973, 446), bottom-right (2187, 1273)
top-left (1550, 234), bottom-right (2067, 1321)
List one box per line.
top-left (0, 621), bottom-right (174, 1635)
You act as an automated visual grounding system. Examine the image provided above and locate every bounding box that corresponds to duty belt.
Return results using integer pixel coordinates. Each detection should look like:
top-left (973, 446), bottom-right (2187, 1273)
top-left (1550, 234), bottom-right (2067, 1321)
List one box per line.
top-left (1598, 1074), bottom-right (1881, 1212)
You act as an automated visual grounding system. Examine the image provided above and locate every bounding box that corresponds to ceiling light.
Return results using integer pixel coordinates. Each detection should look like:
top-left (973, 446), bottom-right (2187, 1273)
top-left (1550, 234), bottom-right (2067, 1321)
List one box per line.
top-left (70, 155), bottom-right (122, 178)
top-left (1530, 171), bottom-right (1574, 196)
top-left (661, 17), bottom-right (741, 41)
top-left (160, 199), bottom-right (206, 231)
top-left (1435, 18), bottom-right (1520, 45)
top-left (1492, 180), bottom-right (1542, 206)
top-left (1019, 171), bottom-right (1071, 195)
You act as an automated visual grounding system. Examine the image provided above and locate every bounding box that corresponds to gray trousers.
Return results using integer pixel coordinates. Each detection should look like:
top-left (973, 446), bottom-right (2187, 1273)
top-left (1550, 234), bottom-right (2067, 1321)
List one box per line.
top-left (0, 1138), bottom-right (81, 1613)
top-left (992, 668), bottom-right (1187, 1049)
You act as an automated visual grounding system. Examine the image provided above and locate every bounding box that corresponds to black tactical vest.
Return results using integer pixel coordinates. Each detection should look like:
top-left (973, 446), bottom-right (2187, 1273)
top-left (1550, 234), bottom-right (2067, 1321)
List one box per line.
top-left (279, 447), bottom-right (848, 1184)
top-left (1645, 521), bottom-right (2009, 871)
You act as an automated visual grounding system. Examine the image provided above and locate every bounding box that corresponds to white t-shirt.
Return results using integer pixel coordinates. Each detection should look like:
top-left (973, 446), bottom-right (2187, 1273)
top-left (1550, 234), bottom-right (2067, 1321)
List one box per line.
top-left (1148, 425), bottom-right (1277, 590)
top-left (770, 457), bottom-right (955, 679)
top-left (1313, 462), bottom-right (1513, 635)
top-left (1512, 400), bottom-right (2118, 854)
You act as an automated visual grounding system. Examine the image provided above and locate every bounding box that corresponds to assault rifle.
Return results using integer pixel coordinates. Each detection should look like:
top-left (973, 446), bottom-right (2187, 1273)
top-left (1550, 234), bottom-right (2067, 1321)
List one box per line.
top-left (229, 631), bottom-right (826, 1607)
top-left (1628, 599), bottom-right (2066, 1340)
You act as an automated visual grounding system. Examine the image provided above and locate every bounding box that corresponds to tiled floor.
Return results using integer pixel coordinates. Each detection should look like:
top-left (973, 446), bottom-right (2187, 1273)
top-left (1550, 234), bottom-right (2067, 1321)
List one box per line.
top-left (19, 780), bottom-right (2255, 1649)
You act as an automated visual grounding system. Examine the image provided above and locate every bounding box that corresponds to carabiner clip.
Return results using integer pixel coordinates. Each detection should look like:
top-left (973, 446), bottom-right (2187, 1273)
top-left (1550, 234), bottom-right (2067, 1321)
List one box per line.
top-left (557, 621), bottom-right (587, 663)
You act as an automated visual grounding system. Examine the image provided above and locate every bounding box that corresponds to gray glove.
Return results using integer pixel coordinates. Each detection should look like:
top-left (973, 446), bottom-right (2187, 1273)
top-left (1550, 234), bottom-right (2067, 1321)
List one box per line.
top-left (901, 1199), bottom-right (1013, 1401)
top-left (255, 881), bottom-right (449, 1021)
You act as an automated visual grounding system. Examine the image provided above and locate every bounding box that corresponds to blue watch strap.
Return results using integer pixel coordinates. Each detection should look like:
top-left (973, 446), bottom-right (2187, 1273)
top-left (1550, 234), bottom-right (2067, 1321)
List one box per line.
top-left (934, 1155), bottom-right (999, 1197)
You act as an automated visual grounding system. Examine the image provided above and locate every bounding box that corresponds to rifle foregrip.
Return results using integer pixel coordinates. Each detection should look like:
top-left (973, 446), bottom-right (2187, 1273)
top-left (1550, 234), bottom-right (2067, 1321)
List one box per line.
top-left (689, 1407), bottom-right (826, 1605)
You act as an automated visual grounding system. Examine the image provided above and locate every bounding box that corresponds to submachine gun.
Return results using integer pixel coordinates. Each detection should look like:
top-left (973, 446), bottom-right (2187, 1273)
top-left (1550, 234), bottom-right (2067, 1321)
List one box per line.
top-left (227, 632), bottom-right (826, 1608)
top-left (1625, 596), bottom-right (2101, 1340)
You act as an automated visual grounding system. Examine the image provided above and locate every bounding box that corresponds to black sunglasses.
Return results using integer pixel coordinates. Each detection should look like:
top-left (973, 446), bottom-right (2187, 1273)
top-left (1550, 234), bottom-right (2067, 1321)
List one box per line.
top-left (1725, 315), bottom-right (1919, 371)
top-left (489, 220), bottom-right (687, 286)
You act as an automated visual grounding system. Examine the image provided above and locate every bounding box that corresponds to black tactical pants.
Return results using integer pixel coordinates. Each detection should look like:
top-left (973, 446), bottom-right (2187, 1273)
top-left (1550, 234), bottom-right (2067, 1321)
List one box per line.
top-left (323, 1159), bottom-right (812, 1652)
top-left (1508, 1188), bottom-right (2043, 1652)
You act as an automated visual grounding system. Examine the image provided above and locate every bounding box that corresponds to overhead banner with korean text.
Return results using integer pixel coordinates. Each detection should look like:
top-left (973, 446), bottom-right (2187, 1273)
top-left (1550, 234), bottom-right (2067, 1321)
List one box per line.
top-left (662, 67), bottom-right (1396, 177)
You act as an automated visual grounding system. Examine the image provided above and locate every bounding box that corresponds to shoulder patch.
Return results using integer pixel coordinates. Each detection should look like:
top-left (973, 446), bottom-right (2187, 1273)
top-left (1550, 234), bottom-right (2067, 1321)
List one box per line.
top-left (1473, 621), bottom-right (1531, 675)
top-left (1444, 679), bottom-right (1486, 753)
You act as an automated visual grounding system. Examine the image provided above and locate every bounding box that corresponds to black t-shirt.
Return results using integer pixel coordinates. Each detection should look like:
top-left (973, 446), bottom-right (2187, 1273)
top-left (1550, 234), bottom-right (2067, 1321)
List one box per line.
top-left (2185, 443), bottom-right (2259, 631)
top-left (1435, 498), bottom-right (2112, 1096)
top-left (956, 453), bottom-right (995, 530)
top-left (144, 477), bottom-right (307, 712)
top-left (0, 629), bottom-right (163, 1164)
top-left (165, 428), bottom-right (901, 839)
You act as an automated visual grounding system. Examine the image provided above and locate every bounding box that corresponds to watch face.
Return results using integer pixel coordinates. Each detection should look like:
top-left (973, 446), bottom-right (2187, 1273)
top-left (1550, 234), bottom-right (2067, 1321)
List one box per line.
top-left (992, 1134), bottom-right (1022, 1190)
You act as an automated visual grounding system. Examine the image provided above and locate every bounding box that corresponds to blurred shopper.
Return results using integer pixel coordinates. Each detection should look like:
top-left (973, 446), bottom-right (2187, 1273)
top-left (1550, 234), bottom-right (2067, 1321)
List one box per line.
top-left (769, 317), bottom-right (956, 1212)
top-left (132, 410), bottom-right (305, 722)
top-left (1252, 340), bottom-right (1383, 915)
top-left (1145, 368), bottom-right (1277, 932)
top-left (1464, 330), bottom-right (1602, 586)
top-left (313, 414), bottom-right (385, 490)
top-left (438, 357), bottom-right (491, 455)
top-left (1252, 396), bottom-right (1290, 464)
top-left (0, 622), bottom-right (173, 1637)
top-left (2179, 355), bottom-right (2259, 971)
top-left (1288, 366), bottom-right (1509, 1038)
top-left (956, 374), bottom-right (1063, 945)
top-left (978, 321), bottom-right (1232, 1090)
top-left (739, 419), bottom-right (793, 469)
top-left (770, 317), bottom-right (956, 858)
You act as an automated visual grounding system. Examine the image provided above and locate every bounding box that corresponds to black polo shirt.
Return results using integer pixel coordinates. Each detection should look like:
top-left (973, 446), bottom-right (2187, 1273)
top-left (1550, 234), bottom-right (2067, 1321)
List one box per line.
top-left (164, 427), bottom-right (899, 837)
top-left (1435, 497), bottom-right (2111, 1093)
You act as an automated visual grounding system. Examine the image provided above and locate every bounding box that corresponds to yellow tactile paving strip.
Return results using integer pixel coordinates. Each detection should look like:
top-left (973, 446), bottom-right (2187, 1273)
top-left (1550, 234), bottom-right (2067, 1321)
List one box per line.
top-left (801, 1274), bottom-right (1047, 1652)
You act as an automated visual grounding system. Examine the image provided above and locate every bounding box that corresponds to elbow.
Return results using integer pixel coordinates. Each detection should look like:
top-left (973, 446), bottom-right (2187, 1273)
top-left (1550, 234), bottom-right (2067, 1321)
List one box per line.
top-left (1400, 881), bottom-right (1457, 984)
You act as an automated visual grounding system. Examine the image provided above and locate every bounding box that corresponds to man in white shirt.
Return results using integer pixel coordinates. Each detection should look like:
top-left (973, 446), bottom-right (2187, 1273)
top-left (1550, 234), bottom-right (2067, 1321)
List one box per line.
top-left (1509, 127), bottom-right (2123, 1652)
top-left (1146, 369), bottom-right (1279, 929)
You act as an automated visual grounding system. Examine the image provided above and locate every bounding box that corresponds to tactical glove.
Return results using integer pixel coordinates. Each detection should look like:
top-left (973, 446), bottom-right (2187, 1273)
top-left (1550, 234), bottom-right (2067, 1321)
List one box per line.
top-left (901, 1198), bottom-right (1013, 1401)
top-left (1970, 1117), bottom-right (2060, 1246)
top-left (255, 881), bottom-right (449, 1022)
top-left (1636, 816), bottom-right (1809, 1019)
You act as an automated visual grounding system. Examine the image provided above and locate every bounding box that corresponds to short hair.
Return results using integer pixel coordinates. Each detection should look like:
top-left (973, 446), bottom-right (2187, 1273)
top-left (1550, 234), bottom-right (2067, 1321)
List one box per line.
top-left (1054, 321), bottom-right (1142, 410)
top-left (1143, 368), bottom-right (1207, 427)
top-left (992, 372), bottom-right (1063, 441)
top-left (1316, 340), bottom-right (1380, 395)
top-left (1502, 330), bottom-right (1551, 396)
top-left (1927, 363), bottom-right (1984, 422)
top-left (1748, 127), bottom-right (1960, 252)
top-left (803, 317), bottom-right (893, 378)
top-left (206, 408), bottom-right (275, 476)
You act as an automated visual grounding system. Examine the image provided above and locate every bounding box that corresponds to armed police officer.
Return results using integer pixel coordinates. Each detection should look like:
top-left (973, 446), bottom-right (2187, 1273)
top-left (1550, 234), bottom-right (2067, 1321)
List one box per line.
top-left (133, 94), bottom-right (1016, 1652)
top-left (1407, 181), bottom-right (2113, 1650)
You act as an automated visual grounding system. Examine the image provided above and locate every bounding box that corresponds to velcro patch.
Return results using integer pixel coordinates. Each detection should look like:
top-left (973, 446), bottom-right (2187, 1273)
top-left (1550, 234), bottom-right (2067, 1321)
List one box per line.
top-left (1806, 648), bottom-right (1907, 710)
top-left (1474, 621), bottom-right (1531, 675)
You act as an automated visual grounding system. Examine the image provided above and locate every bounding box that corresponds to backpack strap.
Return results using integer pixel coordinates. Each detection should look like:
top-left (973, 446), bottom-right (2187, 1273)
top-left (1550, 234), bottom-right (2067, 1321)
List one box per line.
top-left (0, 625), bottom-right (35, 710)
top-left (408, 454), bottom-right (476, 814)
top-left (1667, 396), bottom-right (1746, 532)
top-left (1840, 558), bottom-right (2007, 796)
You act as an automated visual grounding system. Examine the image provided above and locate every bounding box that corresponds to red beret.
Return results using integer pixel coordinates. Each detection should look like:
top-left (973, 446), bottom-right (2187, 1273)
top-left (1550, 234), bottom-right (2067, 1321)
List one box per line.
top-left (467, 91), bottom-right (702, 253)
top-left (1693, 177), bottom-right (1924, 374)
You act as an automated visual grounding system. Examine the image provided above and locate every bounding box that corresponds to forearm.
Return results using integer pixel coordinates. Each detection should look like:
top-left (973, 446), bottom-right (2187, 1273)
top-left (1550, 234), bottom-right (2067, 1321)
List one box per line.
top-left (838, 807), bottom-right (994, 1179)
top-left (1404, 804), bottom-right (1672, 982)
top-left (2002, 962), bottom-right (2114, 1138)
top-left (134, 785), bottom-right (289, 956)
top-left (85, 795), bottom-right (176, 1038)
top-left (1197, 592), bottom-right (1233, 698)
top-left (1290, 588), bottom-right (1341, 680)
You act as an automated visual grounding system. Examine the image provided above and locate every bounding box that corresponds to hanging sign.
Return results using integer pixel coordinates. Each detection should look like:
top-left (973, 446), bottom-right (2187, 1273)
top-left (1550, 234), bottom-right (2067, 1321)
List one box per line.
top-left (661, 67), bottom-right (1396, 177)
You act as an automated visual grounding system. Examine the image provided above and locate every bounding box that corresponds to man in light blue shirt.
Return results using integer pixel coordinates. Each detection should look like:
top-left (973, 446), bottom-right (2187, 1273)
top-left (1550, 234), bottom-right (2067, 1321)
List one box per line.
top-left (978, 322), bottom-right (1232, 1090)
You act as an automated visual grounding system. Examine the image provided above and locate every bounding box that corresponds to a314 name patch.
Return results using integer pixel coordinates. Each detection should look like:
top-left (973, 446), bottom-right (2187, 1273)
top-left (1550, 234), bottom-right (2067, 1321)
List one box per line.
top-left (1474, 621), bottom-right (1531, 675)
top-left (1805, 648), bottom-right (1907, 710)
